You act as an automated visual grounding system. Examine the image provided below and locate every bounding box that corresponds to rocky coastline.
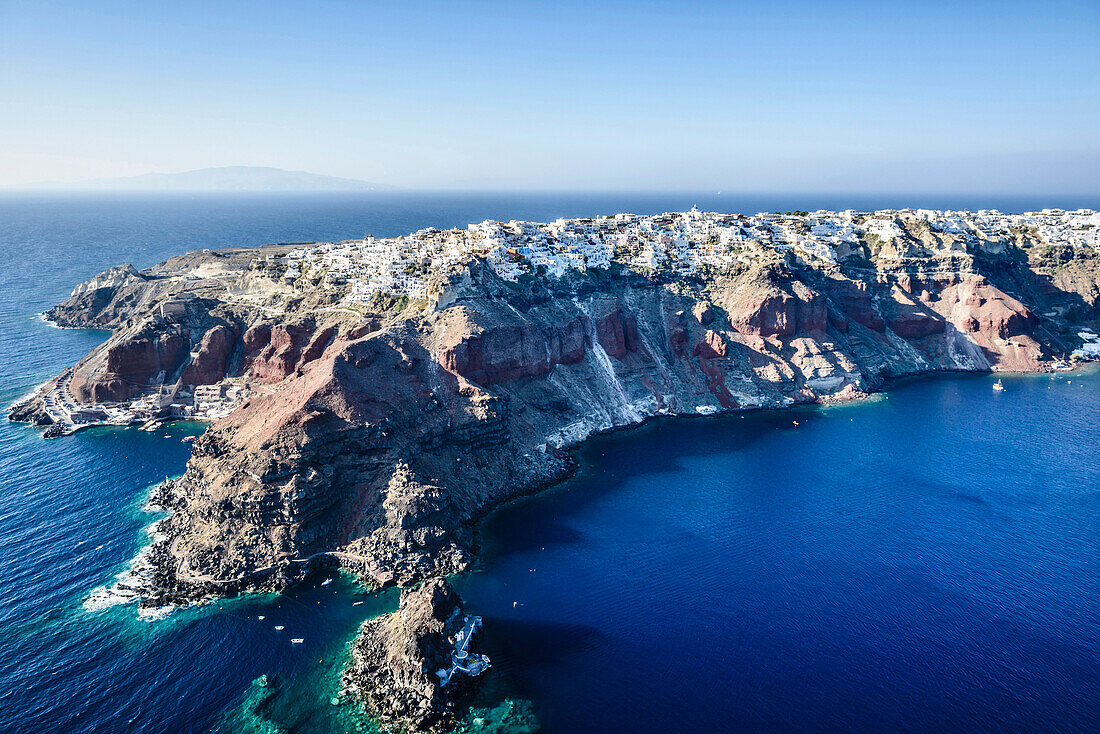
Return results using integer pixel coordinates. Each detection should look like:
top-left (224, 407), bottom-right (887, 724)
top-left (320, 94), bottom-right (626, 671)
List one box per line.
top-left (11, 209), bottom-right (1100, 731)
top-left (344, 578), bottom-right (490, 732)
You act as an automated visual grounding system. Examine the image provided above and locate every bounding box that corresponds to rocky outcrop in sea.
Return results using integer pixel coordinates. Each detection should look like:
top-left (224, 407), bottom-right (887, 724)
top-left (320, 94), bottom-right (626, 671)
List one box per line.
top-left (11, 210), bottom-right (1100, 730)
top-left (344, 579), bottom-right (488, 732)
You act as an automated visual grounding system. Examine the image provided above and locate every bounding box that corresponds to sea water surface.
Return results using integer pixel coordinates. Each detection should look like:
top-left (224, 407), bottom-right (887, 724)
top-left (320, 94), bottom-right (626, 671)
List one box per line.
top-left (0, 192), bottom-right (1098, 733)
top-left (455, 373), bottom-right (1100, 732)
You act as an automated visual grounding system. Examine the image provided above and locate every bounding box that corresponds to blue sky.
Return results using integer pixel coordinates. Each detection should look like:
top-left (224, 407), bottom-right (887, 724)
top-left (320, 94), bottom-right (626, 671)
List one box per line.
top-left (2, 0), bottom-right (1098, 192)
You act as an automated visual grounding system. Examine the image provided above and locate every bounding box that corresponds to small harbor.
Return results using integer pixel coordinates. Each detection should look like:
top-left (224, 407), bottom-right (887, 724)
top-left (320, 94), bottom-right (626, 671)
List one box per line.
top-left (33, 364), bottom-right (269, 437)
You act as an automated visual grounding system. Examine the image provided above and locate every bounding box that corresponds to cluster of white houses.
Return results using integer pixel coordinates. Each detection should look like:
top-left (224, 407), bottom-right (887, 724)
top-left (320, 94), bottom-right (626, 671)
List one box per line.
top-left (41, 373), bottom-right (261, 436)
top-left (270, 208), bottom-right (1100, 302)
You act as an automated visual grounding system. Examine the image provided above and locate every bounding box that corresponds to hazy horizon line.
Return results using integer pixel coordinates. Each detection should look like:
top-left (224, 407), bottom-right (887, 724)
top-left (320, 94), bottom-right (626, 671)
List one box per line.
top-left (2, 187), bottom-right (1097, 198)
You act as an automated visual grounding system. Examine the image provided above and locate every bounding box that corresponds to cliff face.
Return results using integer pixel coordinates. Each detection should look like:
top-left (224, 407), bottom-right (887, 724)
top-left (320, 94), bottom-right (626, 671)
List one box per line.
top-left (13, 213), bottom-right (1100, 731)
top-left (40, 244), bottom-right (349, 404)
top-left (134, 254), bottom-right (1096, 602)
top-left (15, 230), bottom-right (1100, 604)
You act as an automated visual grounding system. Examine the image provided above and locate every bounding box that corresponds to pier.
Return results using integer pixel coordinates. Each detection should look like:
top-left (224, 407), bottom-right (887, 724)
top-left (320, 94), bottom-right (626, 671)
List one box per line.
top-left (437, 615), bottom-right (490, 686)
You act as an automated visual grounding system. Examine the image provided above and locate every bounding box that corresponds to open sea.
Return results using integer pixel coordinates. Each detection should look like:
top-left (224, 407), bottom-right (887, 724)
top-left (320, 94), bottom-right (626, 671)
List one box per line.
top-left (0, 191), bottom-right (1098, 733)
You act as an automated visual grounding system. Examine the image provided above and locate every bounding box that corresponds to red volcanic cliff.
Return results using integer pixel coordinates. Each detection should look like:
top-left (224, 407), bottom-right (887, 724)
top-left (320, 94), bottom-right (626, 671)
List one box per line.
top-left (120, 248), bottom-right (1098, 604)
top-left (593, 299), bottom-right (639, 359)
top-left (821, 275), bottom-right (884, 332)
top-left (14, 225), bottom-right (1100, 609)
top-left (71, 332), bottom-right (189, 402)
top-left (435, 306), bottom-right (587, 384)
top-left (939, 277), bottom-right (1037, 338)
top-left (181, 325), bottom-right (237, 386)
top-left (884, 288), bottom-right (946, 339)
top-left (12, 224), bottom-right (1100, 733)
top-left (244, 323), bottom-right (315, 382)
top-left (719, 266), bottom-right (828, 337)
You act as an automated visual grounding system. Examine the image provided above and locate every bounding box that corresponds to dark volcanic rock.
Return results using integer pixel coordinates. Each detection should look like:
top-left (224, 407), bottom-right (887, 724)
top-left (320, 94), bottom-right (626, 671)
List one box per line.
top-left (692, 300), bottom-right (715, 325)
top-left (346, 579), bottom-right (483, 733)
top-left (46, 264), bottom-right (149, 328)
top-left (13, 214), bottom-right (1100, 730)
top-left (8, 395), bottom-right (46, 423)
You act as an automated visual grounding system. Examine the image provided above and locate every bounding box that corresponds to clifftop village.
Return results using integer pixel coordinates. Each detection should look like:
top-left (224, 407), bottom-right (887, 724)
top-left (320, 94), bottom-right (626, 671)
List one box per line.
top-left (275, 207), bottom-right (1100, 303)
top-left (40, 207), bottom-right (1100, 436)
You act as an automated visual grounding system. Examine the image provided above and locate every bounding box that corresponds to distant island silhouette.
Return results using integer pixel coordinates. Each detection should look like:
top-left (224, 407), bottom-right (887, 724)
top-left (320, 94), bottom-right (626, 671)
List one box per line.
top-left (11, 166), bottom-right (392, 192)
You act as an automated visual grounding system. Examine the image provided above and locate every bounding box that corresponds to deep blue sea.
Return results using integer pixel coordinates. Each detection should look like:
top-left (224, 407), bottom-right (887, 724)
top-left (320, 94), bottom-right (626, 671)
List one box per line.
top-left (1, 192), bottom-right (1098, 733)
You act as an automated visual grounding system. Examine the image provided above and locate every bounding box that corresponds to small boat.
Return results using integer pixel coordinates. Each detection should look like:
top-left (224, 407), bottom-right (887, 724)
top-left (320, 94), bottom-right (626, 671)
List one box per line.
top-left (321, 578), bottom-right (332, 586)
top-left (291, 638), bottom-right (304, 644)
top-left (274, 625), bottom-right (285, 631)
top-left (182, 436), bottom-right (195, 443)
top-left (993, 379), bottom-right (1005, 392)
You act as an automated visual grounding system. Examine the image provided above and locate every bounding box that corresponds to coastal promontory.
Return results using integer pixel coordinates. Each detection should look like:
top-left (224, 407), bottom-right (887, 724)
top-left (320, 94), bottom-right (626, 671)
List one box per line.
top-left (12, 207), bottom-right (1100, 731)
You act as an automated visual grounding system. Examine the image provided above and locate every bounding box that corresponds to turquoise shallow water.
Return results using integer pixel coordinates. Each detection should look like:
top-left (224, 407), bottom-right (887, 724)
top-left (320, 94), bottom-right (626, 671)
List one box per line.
top-left (1, 192), bottom-right (1097, 733)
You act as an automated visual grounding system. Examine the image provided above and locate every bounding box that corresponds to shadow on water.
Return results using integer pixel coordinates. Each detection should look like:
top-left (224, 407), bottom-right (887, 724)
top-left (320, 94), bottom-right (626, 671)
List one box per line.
top-left (211, 579), bottom-right (399, 734)
top-left (2, 194), bottom-right (1098, 733)
top-left (482, 617), bottom-right (603, 672)
top-left (477, 397), bottom-right (878, 562)
top-left (456, 369), bottom-right (1100, 733)
top-left (945, 487), bottom-right (995, 510)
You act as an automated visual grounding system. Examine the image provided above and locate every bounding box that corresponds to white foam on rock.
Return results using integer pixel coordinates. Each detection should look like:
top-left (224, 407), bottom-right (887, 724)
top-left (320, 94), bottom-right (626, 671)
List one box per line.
top-left (81, 522), bottom-right (175, 620)
top-left (137, 605), bottom-right (175, 622)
